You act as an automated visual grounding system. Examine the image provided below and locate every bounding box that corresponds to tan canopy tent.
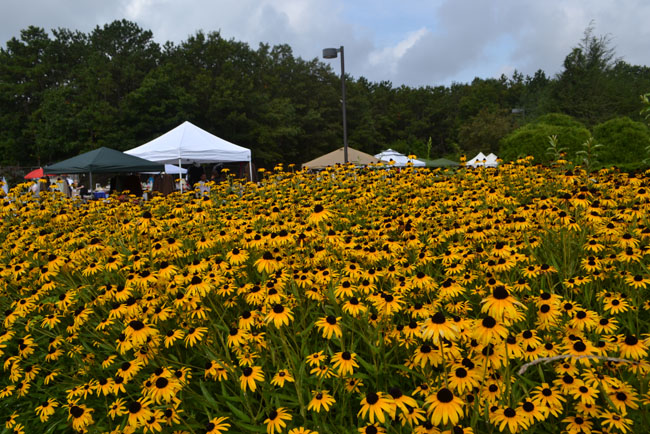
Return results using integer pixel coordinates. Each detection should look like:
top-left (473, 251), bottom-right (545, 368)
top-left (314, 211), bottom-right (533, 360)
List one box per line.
top-left (302, 147), bottom-right (380, 169)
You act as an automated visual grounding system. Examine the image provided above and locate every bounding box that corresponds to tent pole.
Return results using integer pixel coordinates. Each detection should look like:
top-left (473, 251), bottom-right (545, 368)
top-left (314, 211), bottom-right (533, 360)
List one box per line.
top-left (178, 158), bottom-right (183, 193)
top-left (249, 158), bottom-right (253, 182)
top-left (89, 172), bottom-right (93, 193)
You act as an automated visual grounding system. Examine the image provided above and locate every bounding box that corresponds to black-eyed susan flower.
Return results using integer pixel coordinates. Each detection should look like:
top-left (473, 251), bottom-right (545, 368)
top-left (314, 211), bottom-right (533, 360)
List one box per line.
top-left (343, 297), bottom-right (368, 317)
top-left (420, 311), bottom-right (459, 344)
top-left (619, 334), bottom-right (648, 360)
top-left (492, 406), bottom-right (527, 433)
top-left (255, 251), bottom-right (281, 274)
top-left (425, 387), bottom-right (464, 427)
top-left (387, 386), bottom-right (418, 418)
top-left (108, 397), bottom-right (127, 419)
top-left (184, 326), bottom-right (208, 347)
top-left (308, 390), bottom-right (336, 413)
top-left (625, 273), bottom-right (650, 289)
top-left (531, 383), bottom-right (565, 417)
top-left (226, 247), bottom-right (249, 265)
top-left (239, 365), bottom-right (264, 392)
top-left (205, 416), bottom-right (230, 434)
top-left (481, 285), bottom-right (520, 319)
top-left (473, 316), bottom-right (508, 344)
top-left (413, 343), bottom-right (442, 368)
top-left (331, 351), bottom-right (359, 376)
top-left (609, 388), bottom-right (639, 413)
top-left (288, 428), bottom-right (317, 434)
top-left (266, 304), bottom-right (293, 328)
top-left (124, 320), bottom-right (157, 347)
top-left (264, 407), bottom-right (292, 434)
top-left (562, 415), bottom-right (592, 434)
top-left (270, 369), bottom-right (294, 387)
top-left (398, 404), bottom-right (427, 428)
top-left (314, 315), bottom-right (342, 339)
top-left (309, 364), bottom-right (335, 379)
top-left (345, 377), bottom-right (363, 393)
top-left (35, 398), bottom-right (59, 422)
top-left (305, 350), bottom-right (327, 367)
top-left (67, 402), bottom-right (94, 431)
top-left (117, 359), bottom-right (142, 382)
top-left (148, 375), bottom-right (181, 404)
top-left (518, 399), bottom-right (547, 425)
top-left (570, 382), bottom-right (599, 405)
top-left (357, 424), bottom-right (386, 434)
top-left (358, 391), bottom-right (394, 424)
top-left (447, 365), bottom-right (480, 394)
top-left (163, 329), bottom-right (184, 348)
top-left (600, 411), bottom-right (633, 433)
top-left (227, 327), bottom-right (249, 348)
top-left (307, 204), bottom-right (332, 225)
top-left (126, 397), bottom-right (153, 428)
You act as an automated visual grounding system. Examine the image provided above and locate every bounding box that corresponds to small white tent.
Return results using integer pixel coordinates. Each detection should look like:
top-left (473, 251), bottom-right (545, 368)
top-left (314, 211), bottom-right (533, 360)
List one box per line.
top-left (485, 153), bottom-right (499, 168)
top-left (125, 121), bottom-right (252, 187)
top-left (374, 149), bottom-right (426, 167)
top-left (467, 152), bottom-right (498, 168)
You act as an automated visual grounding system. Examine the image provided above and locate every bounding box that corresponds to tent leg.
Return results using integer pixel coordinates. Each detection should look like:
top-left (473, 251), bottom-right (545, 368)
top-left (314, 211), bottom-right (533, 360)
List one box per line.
top-left (178, 158), bottom-right (183, 193)
top-left (89, 172), bottom-right (93, 193)
top-left (249, 159), bottom-right (253, 182)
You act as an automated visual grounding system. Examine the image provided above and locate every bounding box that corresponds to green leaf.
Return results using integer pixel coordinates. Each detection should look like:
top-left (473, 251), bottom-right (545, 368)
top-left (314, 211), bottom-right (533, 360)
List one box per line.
top-left (225, 400), bottom-right (252, 423)
top-left (357, 356), bottom-right (376, 375)
top-left (199, 381), bottom-right (219, 408)
top-left (232, 419), bottom-right (267, 432)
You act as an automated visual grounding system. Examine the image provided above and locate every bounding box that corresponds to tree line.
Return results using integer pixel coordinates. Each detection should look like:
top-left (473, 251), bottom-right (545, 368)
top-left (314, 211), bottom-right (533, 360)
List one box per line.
top-left (1, 20), bottom-right (649, 169)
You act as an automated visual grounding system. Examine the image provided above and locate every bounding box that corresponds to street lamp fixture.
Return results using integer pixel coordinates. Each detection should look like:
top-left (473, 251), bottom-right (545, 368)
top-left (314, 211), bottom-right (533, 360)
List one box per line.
top-left (323, 46), bottom-right (348, 164)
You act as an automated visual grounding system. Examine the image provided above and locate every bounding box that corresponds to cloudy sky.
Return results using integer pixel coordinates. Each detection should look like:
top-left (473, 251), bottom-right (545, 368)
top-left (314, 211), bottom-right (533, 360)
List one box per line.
top-left (2, 0), bottom-right (649, 87)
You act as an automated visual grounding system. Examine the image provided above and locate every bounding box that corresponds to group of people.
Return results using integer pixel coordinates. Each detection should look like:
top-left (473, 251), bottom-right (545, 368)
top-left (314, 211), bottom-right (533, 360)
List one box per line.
top-left (30, 176), bottom-right (83, 198)
top-left (22, 163), bottom-right (234, 201)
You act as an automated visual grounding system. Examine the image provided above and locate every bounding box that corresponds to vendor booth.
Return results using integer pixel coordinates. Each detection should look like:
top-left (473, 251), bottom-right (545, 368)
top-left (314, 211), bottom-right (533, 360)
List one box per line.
top-left (125, 121), bottom-right (253, 191)
top-left (374, 149), bottom-right (426, 167)
top-left (44, 147), bottom-right (164, 197)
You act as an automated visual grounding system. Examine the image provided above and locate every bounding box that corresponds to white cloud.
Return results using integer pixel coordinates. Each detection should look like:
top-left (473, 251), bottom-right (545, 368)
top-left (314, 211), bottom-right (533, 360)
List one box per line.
top-left (368, 27), bottom-right (428, 76)
top-left (1, 0), bottom-right (649, 87)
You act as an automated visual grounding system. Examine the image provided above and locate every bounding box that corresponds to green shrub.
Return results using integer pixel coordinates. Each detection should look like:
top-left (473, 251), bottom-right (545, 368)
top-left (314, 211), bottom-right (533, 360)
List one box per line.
top-left (534, 113), bottom-right (585, 128)
top-left (593, 117), bottom-right (650, 166)
top-left (500, 114), bottom-right (591, 164)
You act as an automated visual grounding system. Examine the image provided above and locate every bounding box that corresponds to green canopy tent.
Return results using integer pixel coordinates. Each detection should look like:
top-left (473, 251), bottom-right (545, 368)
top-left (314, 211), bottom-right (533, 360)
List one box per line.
top-left (44, 147), bottom-right (164, 192)
top-left (425, 158), bottom-right (460, 168)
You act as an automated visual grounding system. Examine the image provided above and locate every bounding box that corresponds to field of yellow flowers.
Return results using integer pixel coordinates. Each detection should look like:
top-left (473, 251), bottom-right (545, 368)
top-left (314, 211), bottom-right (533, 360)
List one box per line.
top-left (1, 160), bottom-right (650, 434)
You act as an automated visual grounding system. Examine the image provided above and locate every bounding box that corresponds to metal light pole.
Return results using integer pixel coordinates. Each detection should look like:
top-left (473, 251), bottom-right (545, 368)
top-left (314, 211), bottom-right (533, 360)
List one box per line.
top-left (323, 46), bottom-right (348, 164)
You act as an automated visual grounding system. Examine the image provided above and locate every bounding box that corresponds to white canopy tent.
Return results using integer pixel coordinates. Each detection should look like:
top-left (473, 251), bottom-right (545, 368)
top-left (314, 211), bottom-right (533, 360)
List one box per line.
top-left (466, 152), bottom-right (499, 168)
top-left (485, 153), bottom-right (499, 167)
top-left (374, 149), bottom-right (426, 167)
top-left (142, 164), bottom-right (187, 175)
top-left (125, 121), bottom-right (252, 191)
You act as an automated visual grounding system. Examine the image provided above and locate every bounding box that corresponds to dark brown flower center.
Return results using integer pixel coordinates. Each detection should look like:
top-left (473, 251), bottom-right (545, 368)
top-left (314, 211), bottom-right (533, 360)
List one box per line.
top-left (437, 388), bottom-right (454, 403)
top-left (431, 311), bottom-right (446, 324)
top-left (366, 392), bottom-right (379, 404)
top-left (482, 316), bottom-right (496, 328)
top-left (70, 406), bottom-right (84, 418)
top-left (493, 286), bottom-right (508, 300)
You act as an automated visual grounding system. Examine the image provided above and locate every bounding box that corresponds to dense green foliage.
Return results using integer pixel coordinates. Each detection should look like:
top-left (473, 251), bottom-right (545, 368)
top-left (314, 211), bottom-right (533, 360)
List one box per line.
top-left (593, 117), bottom-right (650, 166)
top-left (1, 20), bottom-right (650, 168)
top-left (500, 114), bottom-right (591, 164)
